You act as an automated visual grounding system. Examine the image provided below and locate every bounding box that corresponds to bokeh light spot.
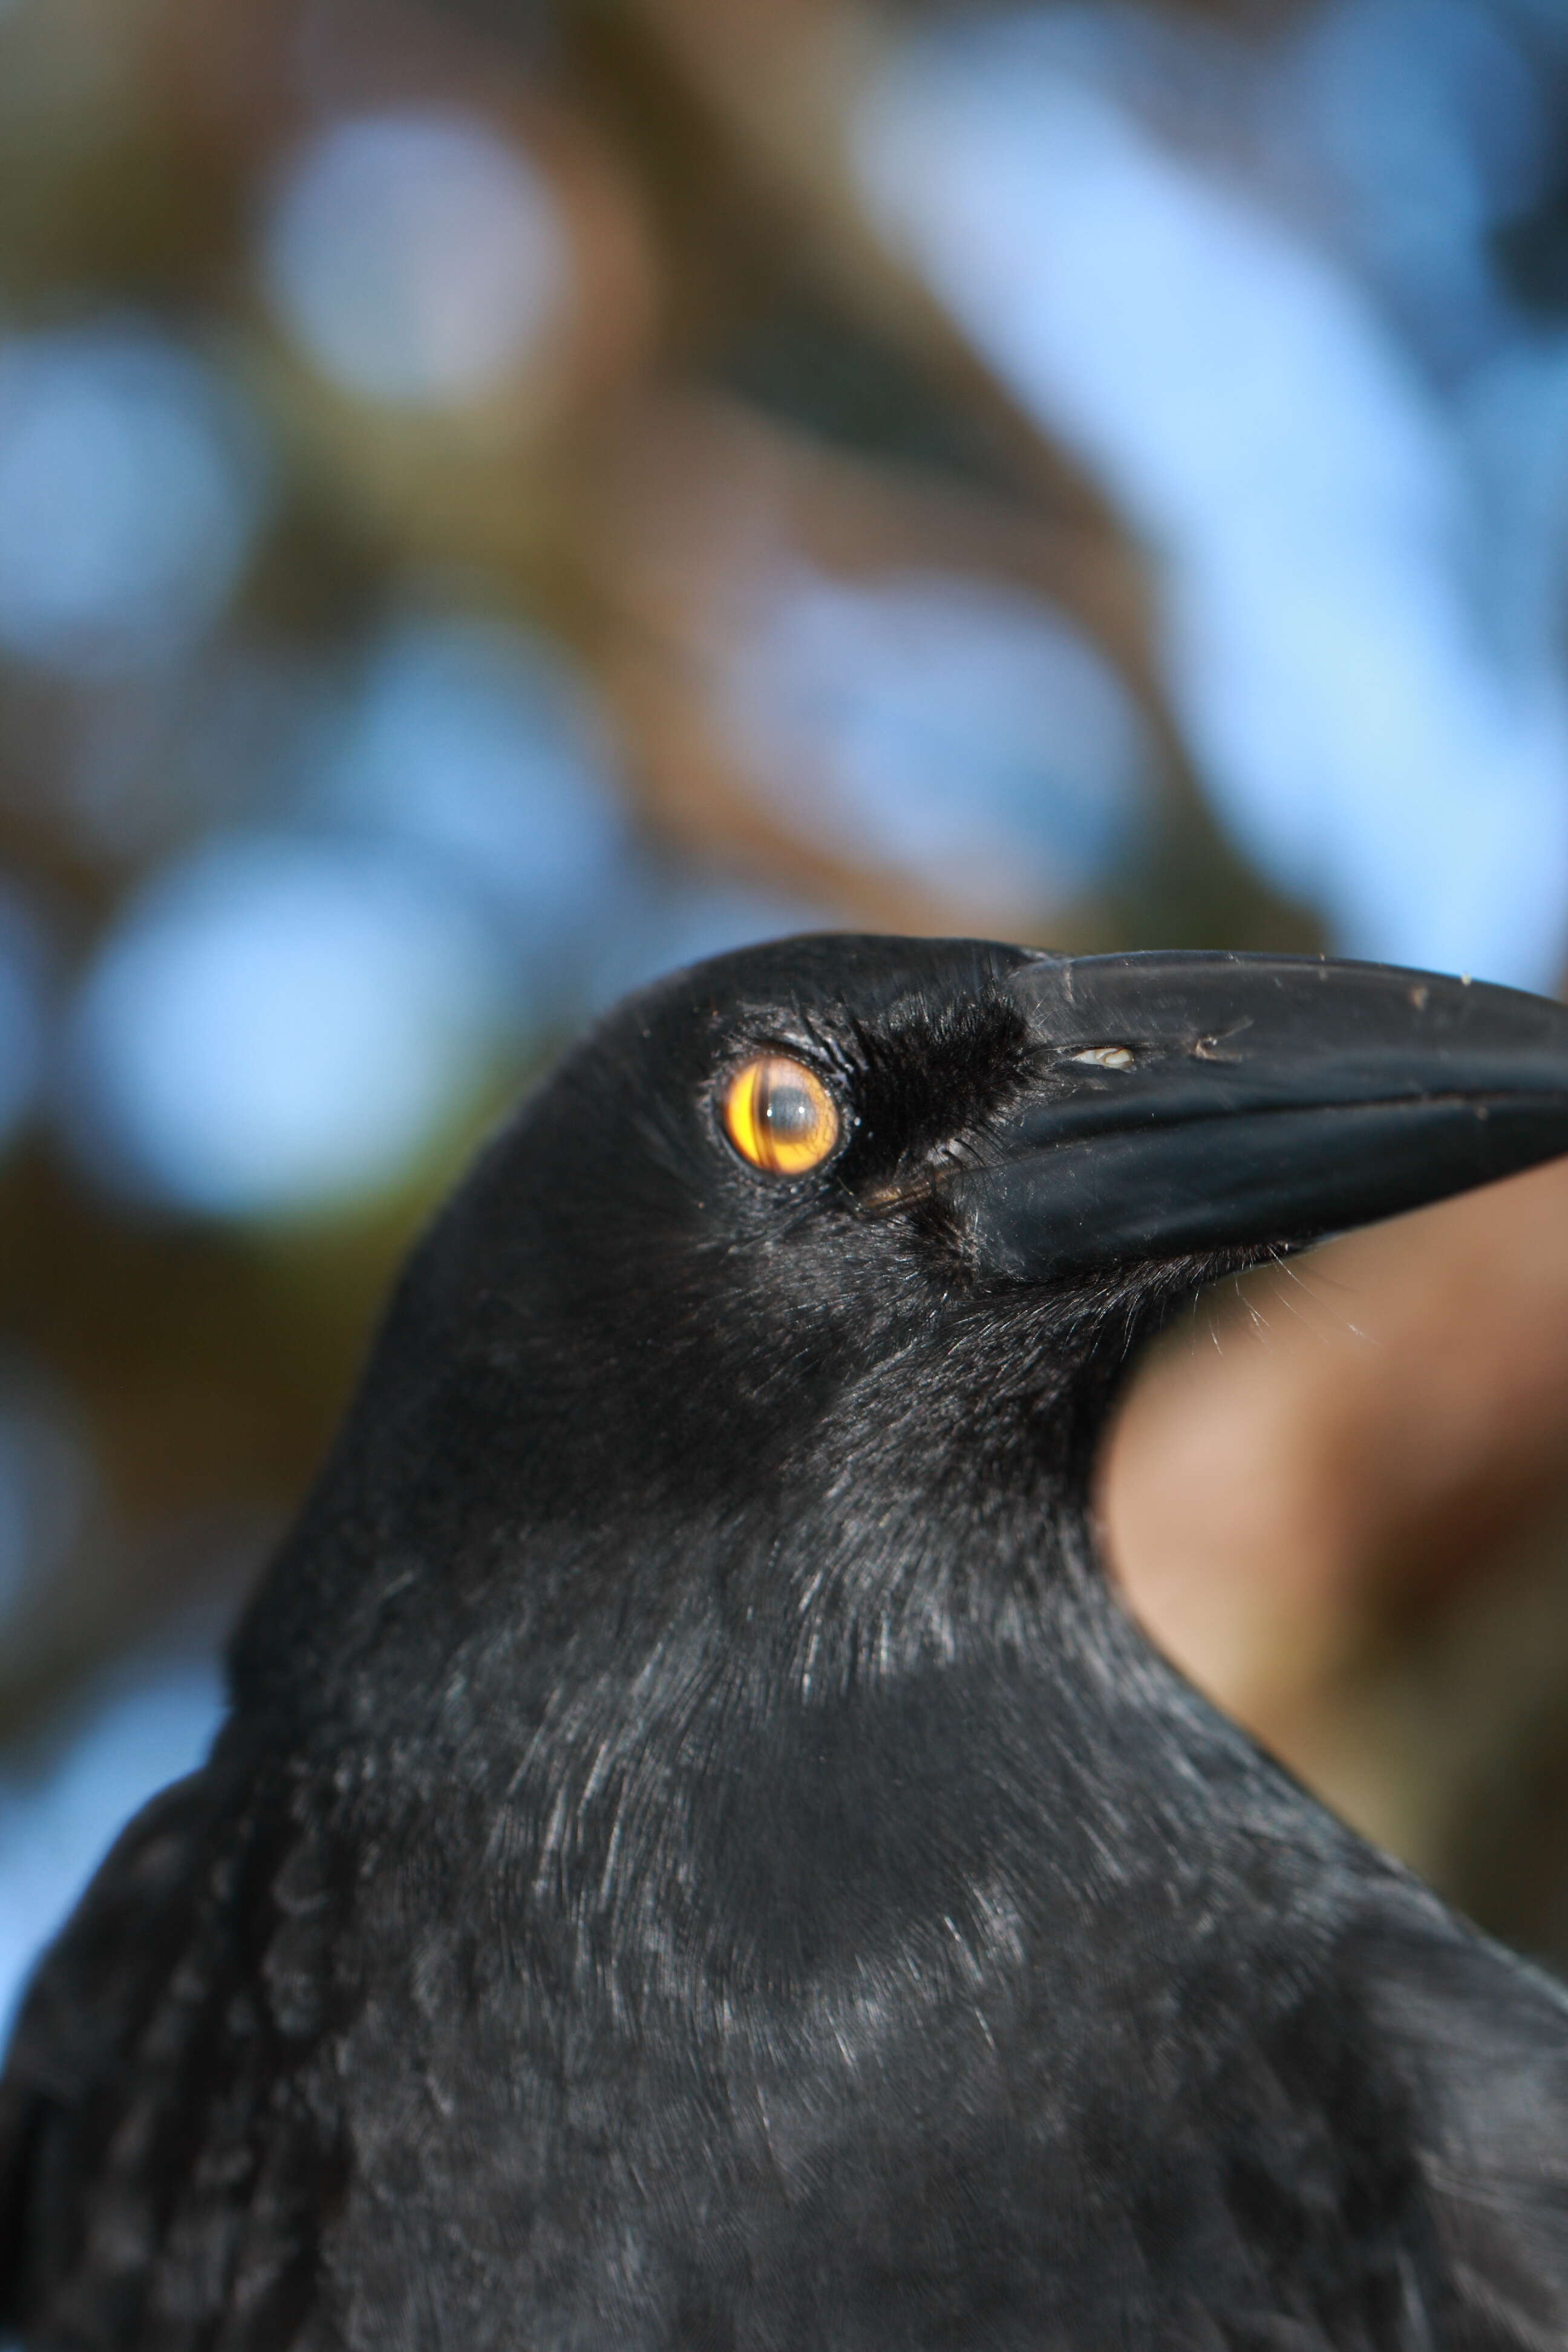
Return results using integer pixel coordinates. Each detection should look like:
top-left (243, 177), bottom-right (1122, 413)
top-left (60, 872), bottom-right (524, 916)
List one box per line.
top-left (318, 611), bottom-right (626, 952)
top-left (63, 834), bottom-right (516, 1218)
top-left (721, 566), bottom-right (1153, 923)
top-left (0, 324), bottom-right (266, 677)
top-left (261, 110), bottom-right (570, 407)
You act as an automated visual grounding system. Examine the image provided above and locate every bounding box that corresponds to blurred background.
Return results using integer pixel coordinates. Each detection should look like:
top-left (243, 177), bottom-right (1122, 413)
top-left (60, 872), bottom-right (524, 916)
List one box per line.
top-left (5, 0), bottom-right (1568, 2024)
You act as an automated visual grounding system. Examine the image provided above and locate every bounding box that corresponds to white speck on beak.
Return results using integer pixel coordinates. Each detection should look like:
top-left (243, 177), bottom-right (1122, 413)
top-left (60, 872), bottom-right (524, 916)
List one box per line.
top-left (1070, 1045), bottom-right (1135, 1070)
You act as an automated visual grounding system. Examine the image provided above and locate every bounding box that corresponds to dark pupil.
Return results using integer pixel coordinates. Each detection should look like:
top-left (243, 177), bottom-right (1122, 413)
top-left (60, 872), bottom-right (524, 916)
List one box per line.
top-left (762, 1080), bottom-right (817, 1140)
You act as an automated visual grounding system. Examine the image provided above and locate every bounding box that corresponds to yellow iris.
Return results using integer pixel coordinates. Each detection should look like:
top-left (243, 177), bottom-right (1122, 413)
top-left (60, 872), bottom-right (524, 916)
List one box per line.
top-left (723, 1054), bottom-right (841, 1175)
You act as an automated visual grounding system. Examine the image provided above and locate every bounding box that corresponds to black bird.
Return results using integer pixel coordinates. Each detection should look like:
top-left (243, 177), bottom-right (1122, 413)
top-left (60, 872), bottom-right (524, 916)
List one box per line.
top-left (9, 934), bottom-right (1568, 2350)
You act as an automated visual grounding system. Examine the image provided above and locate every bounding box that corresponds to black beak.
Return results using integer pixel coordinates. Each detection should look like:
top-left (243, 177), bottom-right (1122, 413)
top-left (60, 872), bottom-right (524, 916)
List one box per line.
top-left (949, 952), bottom-right (1568, 1281)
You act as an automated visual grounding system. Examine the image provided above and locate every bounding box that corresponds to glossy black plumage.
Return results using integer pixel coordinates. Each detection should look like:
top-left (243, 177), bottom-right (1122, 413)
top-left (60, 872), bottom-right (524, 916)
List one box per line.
top-left (7, 932), bottom-right (1568, 2349)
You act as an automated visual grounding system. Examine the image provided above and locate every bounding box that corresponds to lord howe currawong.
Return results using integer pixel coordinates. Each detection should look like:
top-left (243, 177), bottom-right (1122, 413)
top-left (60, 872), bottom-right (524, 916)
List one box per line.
top-left (6, 937), bottom-right (1568, 2348)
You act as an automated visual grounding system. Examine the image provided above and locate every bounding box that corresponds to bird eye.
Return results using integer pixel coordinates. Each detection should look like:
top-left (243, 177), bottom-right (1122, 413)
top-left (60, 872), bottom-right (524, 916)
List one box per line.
top-left (722, 1054), bottom-right (841, 1175)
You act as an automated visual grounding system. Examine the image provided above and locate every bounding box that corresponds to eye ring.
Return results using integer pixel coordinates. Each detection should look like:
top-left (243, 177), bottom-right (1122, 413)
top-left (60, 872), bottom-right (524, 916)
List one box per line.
top-left (722, 1054), bottom-right (841, 1177)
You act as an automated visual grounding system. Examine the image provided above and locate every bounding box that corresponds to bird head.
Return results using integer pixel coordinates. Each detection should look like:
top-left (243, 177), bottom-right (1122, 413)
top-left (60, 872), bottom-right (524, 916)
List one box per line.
top-left (238, 935), bottom-right (1568, 1710)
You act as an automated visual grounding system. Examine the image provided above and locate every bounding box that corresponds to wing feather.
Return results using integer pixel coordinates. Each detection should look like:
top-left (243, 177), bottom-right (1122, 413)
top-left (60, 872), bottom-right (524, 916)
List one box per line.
top-left (1362, 1912), bottom-right (1568, 2348)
